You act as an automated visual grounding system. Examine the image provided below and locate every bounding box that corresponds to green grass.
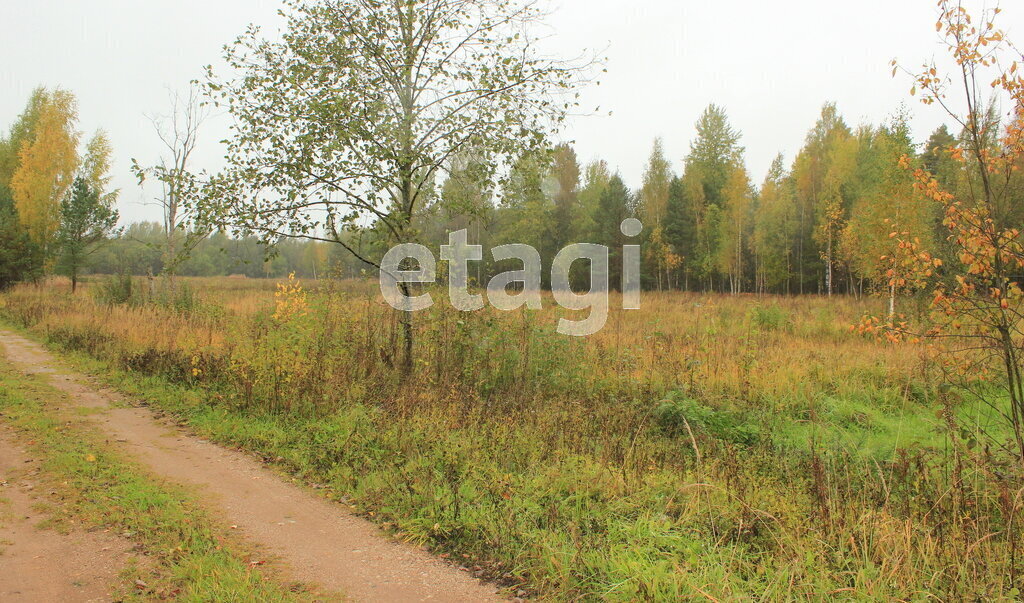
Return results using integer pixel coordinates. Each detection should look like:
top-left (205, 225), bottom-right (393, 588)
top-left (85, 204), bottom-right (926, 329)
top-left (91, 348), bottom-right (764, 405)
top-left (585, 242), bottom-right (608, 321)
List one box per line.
top-left (0, 364), bottom-right (315, 602)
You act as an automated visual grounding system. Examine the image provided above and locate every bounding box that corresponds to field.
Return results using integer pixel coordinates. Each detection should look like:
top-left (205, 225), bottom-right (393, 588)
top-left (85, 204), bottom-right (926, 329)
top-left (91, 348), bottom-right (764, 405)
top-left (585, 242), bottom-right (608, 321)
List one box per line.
top-left (1, 275), bottom-right (1020, 600)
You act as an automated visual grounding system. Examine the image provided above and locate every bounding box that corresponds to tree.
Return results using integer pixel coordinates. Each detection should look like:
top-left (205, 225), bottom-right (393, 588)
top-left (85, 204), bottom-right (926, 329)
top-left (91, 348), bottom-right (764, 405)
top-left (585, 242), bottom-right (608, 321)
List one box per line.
top-left (81, 129), bottom-right (117, 208)
top-left (682, 105), bottom-right (743, 291)
top-left (640, 138), bottom-right (673, 289)
top-left (10, 88), bottom-right (79, 252)
top-left (895, 1), bottom-right (1024, 460)
top-left (595, 175), bottom-right (632, 290)
top-left (920, 124), bottom-right (963, 265)
top-left (816, 128), bottom-right (857, 297)
top-left (752, 154), bottom-right (796, 293)
top-left (663, 176), bottom-right (694, 289)
top-left (922, 124), bottom-right (959, 189)
top-left (0, 88), bottom-right (48, 199)
top-left (718, 160), bottom-right (753, 294)
top-left (132, 86), bottom-right (209, 291)
top-left (687, 105), bottom-right (742, 208)
top-left (495, 150), bottom-right (555, 279)
top-left (577, 159), bottom-right (611, 244)
top-left (56, 131), bottom-right (120, 292)
top-left (640, 138), bottom-right (672, 226)
top-left (201, 0), bottom-right (592, 369)
top-left (0, 90), bottom-right (50, 286)
top-left (792, 103), bottom-right (850, 294)
top-left (550, 144), bottom-right (581, 249)
top-left (56, 176), bottom-right (120, 292)
top-left (434, 147), bottom-right (495, 285)
top-left (0, 192), bottom-right (43, 289)
top-left (842, 124), bottom-right (933, 317)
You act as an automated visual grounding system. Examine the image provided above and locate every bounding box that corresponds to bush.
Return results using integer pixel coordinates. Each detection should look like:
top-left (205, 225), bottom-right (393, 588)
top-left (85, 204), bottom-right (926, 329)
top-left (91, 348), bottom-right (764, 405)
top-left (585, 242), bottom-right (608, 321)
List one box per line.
top-left (654, 392), bottom-right (761, 445)
top-left (155, 282), bottom-right (201, 315)
top-left (95, 272), bottom-right (134, 306)
top-left (748, 303), bottom-right (791, 332)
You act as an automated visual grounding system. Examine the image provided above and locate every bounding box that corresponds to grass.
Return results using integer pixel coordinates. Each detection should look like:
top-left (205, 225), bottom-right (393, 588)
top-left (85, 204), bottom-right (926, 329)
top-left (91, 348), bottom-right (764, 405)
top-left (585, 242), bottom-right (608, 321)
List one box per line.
top-left (1, 276), bottom-right (1022, 599)
top-left (0, 361), bottom-right (316, 601)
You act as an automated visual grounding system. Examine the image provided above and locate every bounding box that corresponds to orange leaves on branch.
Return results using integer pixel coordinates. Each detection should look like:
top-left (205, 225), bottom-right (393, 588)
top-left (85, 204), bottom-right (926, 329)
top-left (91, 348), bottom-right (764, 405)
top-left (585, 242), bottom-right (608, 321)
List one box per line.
top-left (854, 314), bottom-right (921, 345)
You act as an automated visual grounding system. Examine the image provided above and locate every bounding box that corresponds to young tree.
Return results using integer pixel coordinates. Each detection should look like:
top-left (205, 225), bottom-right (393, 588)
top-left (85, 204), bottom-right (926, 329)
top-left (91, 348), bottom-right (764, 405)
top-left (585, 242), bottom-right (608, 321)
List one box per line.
top-left (896, 1), bottom-right (1024, 459)
top-left (56, 132), bottom-right (120, 292)
top-left (200, 0), bottom-right (592, 369)
top-left (56, 176), bottom-right (120, 292)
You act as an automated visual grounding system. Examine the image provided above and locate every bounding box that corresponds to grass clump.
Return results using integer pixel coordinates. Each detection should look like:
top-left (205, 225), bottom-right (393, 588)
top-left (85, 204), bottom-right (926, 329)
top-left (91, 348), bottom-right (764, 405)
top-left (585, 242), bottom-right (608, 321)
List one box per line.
top-left (654, 391), bottom-right (761, 445)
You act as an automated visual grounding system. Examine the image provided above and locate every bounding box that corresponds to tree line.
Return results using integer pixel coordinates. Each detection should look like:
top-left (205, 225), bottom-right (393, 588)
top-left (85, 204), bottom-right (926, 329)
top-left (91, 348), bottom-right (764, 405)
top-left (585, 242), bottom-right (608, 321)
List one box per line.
top-left (0, 91), bottom-right (1013, 301)
top-left (366, 101), bottom-right (1008, 305)
top-left (1, 88), bottom-right (1017, 307)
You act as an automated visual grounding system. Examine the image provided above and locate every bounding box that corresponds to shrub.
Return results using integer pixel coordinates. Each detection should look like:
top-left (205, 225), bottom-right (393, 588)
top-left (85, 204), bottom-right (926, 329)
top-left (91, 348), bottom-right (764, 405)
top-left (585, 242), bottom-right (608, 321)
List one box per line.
top-left (156, 282), bottom-right (201, 315)
top-left (654, 392), bottom-right (761, 445)
top-left (95, 272), bottom-right (134, 306)
top-left (748, 303), bottom-right (790, 332)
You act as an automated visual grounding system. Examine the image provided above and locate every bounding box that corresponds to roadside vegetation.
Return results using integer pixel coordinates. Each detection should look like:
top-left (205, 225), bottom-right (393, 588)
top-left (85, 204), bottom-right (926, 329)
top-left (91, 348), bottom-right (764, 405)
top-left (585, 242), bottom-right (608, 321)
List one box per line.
top-left (0, 357), bottom-right (313, 601)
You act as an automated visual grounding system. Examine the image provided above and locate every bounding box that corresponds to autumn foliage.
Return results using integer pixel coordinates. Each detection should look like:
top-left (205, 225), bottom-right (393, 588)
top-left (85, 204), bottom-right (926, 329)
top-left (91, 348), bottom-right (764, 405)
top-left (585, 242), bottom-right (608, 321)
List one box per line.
top-left (874, 0), bottom-right (1024, 460)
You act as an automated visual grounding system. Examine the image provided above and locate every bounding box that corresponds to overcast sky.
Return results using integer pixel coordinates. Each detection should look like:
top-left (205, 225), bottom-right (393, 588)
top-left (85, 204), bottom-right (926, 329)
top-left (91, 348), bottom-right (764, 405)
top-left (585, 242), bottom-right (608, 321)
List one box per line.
top-left (3, 0), bottom-right (1022, 224)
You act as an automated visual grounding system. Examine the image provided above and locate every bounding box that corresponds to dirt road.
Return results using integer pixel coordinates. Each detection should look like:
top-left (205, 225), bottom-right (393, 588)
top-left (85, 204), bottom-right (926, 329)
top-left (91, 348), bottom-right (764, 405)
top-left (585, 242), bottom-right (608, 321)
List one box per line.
top-left (0, 330), bottom-right (503, 602)
top-left (0, 427), bottom-right (137, 601)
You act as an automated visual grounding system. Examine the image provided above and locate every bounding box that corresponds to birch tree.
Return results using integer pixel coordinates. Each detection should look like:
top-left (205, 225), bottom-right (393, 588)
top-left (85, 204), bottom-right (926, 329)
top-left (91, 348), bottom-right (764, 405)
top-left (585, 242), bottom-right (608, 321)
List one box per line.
top-left (199, 0), bottom-right (593, 369)
top-left (10, 88), bottom-right (79, 251)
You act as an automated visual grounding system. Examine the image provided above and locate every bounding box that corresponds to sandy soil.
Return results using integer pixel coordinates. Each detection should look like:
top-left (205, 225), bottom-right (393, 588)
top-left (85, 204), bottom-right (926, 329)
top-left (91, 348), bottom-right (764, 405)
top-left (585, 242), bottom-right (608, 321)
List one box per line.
top-left (0, 330), bottom-right (503, 602)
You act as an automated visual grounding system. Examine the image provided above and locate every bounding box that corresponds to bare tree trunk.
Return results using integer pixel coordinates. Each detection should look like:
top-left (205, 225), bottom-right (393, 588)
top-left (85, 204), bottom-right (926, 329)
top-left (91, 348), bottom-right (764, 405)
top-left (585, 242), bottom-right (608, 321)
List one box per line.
top-left (888, 282), bottom-right (896, 322)
top-left (397, 282), bottom-right (414, 372)
top-left (826, 231), bottom-right (833, 297)
top-left (998, 325), bottom-right (1024, 460)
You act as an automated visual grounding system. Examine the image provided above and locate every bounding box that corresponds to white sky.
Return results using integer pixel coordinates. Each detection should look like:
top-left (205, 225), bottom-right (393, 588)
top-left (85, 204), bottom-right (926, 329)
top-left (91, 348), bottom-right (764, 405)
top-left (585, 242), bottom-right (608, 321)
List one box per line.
top-left (3, 0), bottom-right (1023, 224)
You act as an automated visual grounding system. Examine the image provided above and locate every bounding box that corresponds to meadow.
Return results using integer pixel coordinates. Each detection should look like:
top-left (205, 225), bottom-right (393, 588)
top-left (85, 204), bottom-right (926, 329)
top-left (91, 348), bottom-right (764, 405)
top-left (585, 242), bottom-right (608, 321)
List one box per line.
top-left (1, 275), bottom-right (1020, 600)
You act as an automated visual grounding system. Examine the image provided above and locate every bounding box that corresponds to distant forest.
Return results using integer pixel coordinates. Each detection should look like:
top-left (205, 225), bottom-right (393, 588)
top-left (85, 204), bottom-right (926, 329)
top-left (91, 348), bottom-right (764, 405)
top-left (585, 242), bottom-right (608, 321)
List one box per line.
top-left (86, 102), bottom-right (1009, 297)
top-left (2, 94), bottom-right (1016, 295)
